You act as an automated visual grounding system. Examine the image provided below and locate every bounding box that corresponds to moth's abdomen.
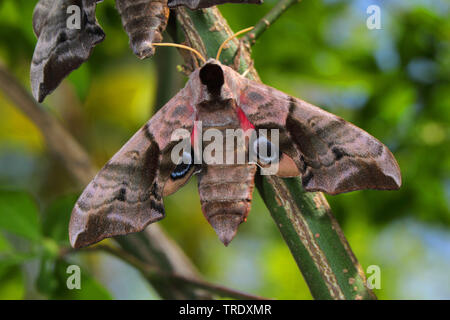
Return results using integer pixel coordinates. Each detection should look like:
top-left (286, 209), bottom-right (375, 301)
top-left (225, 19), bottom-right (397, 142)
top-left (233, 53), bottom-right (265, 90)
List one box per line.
top-left (195, 99), bottom-right (257, 245)
top-left (116, 0), bottom-right (169, 59)
top-left (198, 164), bottom-right (256, 246)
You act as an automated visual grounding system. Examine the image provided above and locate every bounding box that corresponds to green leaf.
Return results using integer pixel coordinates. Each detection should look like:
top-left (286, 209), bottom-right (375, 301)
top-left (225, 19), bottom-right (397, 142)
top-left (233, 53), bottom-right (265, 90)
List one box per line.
top-left (36, 257), bottom-right (59, 296)
top-left (0, 266), bottom-right (25, 299)
top-left (0, 251), bottom-right (34, 270)
top-left (0, 232), bottom-right (12, 253)
top-left (48, 260), bottom-right (113, 300)
top-left (36, 239), bottom-right (61, 296)
top-left (0, 190), bottom-right (42, 242)
top-left (0, 249), bottom-right (36, 280)
top-left (42, 194), bottom-right (78, 245)
top-left (0, 233), bottom-right (37, 279)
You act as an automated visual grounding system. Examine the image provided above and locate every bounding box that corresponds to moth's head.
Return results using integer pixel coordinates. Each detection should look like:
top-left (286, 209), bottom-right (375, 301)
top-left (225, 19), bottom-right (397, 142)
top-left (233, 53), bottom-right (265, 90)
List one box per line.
top-left (199, 59), bottom-right (224, 95)
top-left (153, 27), bottom-right (254, 104)
top-left (194, 59), bottom-right (235, 103)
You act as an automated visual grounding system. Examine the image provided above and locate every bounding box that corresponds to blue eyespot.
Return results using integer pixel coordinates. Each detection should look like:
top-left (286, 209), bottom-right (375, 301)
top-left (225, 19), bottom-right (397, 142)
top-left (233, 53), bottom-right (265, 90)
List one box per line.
top-left (253, 136), bottom-right (279, 165)
top-left (171, 151), bottom-right (193, 179)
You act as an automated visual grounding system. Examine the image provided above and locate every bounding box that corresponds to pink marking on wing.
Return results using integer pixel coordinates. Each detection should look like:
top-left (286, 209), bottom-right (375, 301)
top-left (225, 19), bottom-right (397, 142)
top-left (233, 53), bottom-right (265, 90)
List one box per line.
top-left (237, 107), bottom-right (255, 132)
top-left (191, 121), bottom-right (197, 146)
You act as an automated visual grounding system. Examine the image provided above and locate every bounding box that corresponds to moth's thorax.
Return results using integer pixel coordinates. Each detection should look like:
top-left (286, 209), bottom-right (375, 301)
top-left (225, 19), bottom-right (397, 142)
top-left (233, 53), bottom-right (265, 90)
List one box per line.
top-left (196, 98), bottom-right (237, 126)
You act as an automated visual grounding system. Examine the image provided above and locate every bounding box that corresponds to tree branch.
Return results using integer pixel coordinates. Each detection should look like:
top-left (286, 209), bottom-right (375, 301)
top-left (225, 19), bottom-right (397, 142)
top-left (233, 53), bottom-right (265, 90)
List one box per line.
top-left (62, 244), bottom-right (269, 300)
top-left (257, 176), bottom-right (376, 299)
top-left (244, 0), bottom-right (302, 45)
top-left (0, 63), bottom-right (96, 187)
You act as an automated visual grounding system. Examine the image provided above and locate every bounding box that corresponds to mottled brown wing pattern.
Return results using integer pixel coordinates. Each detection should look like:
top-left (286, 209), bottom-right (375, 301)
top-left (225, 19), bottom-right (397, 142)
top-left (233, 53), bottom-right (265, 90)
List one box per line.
top-left (285, 98), bottom-right (401, 194)
top-left (69, 125), bottom-right (163, 248)
top-left (116, 0), bottom-right (169, 59)
top-left (69, 89), bottom-right (195, 248)
top-left (167, 0), bottom-right (262, 10)
top-left (31, 0), bottom-right (105, 102)
top-left (237, 77), bottom-right (402, 195)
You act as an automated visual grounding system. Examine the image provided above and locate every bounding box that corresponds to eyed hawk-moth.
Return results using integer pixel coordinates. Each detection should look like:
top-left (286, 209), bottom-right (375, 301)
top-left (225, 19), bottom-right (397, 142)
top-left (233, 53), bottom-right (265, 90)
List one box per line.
top-left (69, 59), bottom-right (401, 248)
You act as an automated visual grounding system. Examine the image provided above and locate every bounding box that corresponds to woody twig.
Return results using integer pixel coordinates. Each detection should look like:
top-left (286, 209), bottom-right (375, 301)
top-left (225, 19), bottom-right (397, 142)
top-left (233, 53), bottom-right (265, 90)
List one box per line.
top-left (244, 0), bottom-right (302, 45)
top-left (61, 244), bottom-right (269, 300)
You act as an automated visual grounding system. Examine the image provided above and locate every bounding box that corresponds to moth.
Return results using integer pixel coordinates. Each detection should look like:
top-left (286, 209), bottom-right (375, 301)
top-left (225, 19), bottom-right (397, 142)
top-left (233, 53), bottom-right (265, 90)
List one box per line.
top-left (167, 0), bottom-right (262, 10)
top-left (69, 57), bottom-right (401, 248)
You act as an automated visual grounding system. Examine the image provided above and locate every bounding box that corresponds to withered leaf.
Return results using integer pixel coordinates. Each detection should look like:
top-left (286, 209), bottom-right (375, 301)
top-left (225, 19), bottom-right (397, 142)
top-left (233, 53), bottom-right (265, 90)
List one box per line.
top-left (31, 0), bottom-right (105, 102)
top-left (116, 0), bottom-right (170, 59)
top-left (167, 0), bottom-right (262, 10)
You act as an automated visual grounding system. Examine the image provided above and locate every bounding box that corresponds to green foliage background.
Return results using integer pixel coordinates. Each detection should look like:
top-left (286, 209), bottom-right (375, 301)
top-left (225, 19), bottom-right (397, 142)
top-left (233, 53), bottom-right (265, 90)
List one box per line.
top-left (0, 0), bottom-right (448, 299)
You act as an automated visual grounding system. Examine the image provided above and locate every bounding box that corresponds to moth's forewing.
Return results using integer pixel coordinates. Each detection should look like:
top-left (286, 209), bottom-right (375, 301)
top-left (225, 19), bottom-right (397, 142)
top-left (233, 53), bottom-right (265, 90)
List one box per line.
top-left (69, 88), bottom-right (195, 248)
top-left (285, 99), bottom-right (401, 194)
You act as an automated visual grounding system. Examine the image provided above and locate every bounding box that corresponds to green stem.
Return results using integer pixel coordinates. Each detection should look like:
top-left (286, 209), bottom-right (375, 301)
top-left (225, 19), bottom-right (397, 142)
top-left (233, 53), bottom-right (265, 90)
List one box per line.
top-left (244, 0), bottom-right (302, 45)
top-left (257, 176), bottom-right (376, 299)
top-left (174, 7), bottom-right (376, 300)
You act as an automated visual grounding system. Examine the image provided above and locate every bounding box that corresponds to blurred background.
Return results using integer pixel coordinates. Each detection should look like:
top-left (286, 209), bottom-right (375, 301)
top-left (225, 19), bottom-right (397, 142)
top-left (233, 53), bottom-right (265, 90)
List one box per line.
top-left (0, 0), bottom-right (448, 299)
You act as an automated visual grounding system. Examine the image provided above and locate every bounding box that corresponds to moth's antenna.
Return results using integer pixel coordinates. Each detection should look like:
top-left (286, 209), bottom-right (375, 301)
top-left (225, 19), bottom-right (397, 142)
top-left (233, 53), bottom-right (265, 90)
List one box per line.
top-left (216, 27), bottom-right (254, 61)
top-left (152, 43), bottom-right (206, 64)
